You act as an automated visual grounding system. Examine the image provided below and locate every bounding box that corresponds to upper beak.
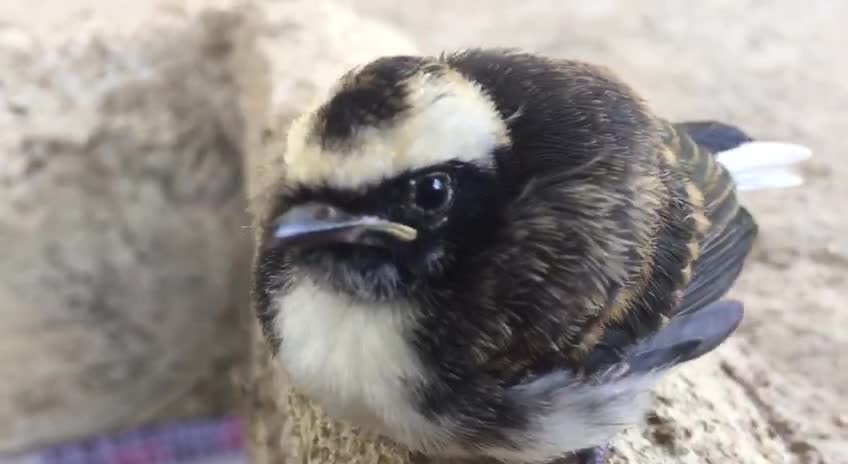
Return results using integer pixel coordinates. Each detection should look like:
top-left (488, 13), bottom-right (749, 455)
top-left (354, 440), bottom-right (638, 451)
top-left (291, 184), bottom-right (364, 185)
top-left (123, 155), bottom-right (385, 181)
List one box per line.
top-left (268, 202), bottom-right (418, 248)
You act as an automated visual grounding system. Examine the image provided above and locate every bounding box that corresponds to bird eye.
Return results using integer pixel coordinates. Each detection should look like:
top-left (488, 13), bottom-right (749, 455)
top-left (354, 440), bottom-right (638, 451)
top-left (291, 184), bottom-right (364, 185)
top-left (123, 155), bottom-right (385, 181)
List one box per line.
top-left (409, 172), bottom-right (453, 213)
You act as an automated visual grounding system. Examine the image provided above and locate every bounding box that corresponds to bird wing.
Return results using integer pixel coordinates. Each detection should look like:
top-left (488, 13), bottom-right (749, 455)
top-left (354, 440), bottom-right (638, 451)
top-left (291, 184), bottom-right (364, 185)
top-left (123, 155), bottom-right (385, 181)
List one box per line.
top-left (625, 299), bottom-right (744, 372)
top-left (506, 299), bottom-right (742, 428)
top-left (501, 299), bottom-right (744, 463)
top-left (669, 119), bottom-right (809, 316)
top-left (582, 120), bottom-right (758, 372)
top-left (667, 120), bottom-right (759, 316)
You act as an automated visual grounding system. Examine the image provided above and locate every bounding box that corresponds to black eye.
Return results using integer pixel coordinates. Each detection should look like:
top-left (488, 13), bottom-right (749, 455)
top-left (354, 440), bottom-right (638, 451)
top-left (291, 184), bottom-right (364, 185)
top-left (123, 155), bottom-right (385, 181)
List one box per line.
top-left (410, 172), bottom-right (453, 212)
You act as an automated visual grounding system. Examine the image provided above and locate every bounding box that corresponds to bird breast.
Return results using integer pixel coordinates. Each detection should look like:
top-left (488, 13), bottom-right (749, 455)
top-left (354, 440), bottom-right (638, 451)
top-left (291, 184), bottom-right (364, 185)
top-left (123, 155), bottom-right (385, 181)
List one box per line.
top-left (273, 277), bottom-right (438, 441)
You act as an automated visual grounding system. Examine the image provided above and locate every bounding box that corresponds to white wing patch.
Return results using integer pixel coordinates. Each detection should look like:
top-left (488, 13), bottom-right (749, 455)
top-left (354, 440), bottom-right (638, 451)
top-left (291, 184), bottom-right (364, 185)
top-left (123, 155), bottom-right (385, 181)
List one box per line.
top-left (716, 141), bottom-right (812, 191)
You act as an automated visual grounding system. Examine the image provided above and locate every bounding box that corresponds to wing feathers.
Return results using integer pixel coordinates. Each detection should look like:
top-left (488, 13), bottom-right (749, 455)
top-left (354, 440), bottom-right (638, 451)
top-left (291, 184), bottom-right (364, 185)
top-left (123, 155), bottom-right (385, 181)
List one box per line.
top-left (676, 208), bottom-right (757, 316)
top-left (626, 299), bottom-right (743, 372)
top-left (667, 121), bottom-right (758, 316)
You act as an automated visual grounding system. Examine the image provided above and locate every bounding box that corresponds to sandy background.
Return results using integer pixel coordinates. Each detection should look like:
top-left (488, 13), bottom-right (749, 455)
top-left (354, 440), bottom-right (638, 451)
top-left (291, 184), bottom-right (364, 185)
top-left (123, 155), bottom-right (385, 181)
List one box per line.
top-left (349, 0), bottom-right (848, 398)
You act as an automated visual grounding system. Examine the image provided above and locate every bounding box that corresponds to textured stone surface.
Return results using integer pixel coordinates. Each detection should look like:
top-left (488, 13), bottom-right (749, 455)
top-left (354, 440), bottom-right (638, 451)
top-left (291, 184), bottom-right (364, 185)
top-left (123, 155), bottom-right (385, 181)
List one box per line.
top-left (0, 0), bottom-right (259, 454)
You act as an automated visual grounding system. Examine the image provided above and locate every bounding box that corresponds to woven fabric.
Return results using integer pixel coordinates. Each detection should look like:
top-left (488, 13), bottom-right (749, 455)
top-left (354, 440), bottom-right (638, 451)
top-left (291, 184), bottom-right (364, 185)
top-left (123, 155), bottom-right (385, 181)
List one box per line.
top-left (1, 416), bottom-right (248, 464)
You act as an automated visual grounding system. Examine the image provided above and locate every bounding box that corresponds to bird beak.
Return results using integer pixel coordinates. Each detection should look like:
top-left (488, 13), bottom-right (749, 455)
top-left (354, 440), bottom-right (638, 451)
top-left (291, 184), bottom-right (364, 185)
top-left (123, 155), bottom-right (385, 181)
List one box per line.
top-left (268, 202), bottom-right (418, 248)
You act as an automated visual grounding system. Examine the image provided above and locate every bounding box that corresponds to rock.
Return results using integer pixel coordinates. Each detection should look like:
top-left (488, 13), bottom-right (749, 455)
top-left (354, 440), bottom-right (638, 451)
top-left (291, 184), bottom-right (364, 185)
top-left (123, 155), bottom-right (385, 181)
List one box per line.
top-left (0, 0), bottom-right (261, 453)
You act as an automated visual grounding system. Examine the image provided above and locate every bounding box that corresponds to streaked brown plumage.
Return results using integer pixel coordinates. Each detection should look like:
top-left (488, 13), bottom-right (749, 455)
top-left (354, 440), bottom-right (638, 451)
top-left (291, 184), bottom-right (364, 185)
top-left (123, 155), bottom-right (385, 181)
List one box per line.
top-left (432, 90), bottom-right (755, 383)
top-left (573, 119), bottom-right (756, 374)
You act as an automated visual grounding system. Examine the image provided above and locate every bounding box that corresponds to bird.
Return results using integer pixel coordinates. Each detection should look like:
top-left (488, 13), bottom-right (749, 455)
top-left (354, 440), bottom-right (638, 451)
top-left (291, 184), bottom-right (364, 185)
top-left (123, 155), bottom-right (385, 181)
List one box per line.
top-left (251, 48), bottom-right (811, 464)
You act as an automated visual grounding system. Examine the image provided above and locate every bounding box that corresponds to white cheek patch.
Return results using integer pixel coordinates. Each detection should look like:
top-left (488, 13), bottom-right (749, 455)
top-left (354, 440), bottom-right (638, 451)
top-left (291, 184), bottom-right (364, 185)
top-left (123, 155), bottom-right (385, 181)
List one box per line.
top-left (282, 71), bottom-right (509, 191)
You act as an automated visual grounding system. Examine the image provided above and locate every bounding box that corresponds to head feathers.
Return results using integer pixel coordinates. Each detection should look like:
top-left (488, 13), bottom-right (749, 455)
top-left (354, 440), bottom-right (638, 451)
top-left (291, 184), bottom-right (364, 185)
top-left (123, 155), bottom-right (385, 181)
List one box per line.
top-left (282, 56), bottom-right (508, 191)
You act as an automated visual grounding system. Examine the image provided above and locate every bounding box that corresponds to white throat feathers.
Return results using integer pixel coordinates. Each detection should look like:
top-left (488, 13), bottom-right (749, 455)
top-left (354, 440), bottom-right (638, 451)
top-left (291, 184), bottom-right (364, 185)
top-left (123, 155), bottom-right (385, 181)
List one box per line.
top-left (273, 277), bottom-right (449, 449)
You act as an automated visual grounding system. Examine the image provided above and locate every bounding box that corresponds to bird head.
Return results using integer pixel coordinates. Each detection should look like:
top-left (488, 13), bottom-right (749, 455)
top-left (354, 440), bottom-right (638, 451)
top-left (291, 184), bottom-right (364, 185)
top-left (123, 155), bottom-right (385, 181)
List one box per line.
top-left (259, 50), bottom-right (660, 313)
top-left (261, 55), bottom-right (517, 301)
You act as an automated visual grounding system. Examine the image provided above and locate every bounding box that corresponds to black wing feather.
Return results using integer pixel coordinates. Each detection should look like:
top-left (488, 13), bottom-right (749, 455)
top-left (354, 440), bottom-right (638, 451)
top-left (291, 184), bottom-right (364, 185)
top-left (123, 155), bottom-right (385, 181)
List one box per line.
top-left (627, 299), bottom-right (744, 372)
top-left (676, 209), bottom-right (757, 316)
top-left (674, 120), bottom-right (753, 152)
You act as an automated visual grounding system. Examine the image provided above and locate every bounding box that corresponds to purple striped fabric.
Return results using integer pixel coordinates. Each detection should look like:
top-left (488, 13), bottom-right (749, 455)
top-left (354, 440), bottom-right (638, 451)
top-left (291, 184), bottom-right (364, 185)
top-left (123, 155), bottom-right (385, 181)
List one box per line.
top-left (1, 416), bottom-right (248, 464)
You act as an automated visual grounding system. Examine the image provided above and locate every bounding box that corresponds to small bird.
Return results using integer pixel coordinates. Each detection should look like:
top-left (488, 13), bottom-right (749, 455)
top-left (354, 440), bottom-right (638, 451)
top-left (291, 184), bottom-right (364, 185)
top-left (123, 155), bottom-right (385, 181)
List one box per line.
top-left (252, 49), bottom-right (810, 464)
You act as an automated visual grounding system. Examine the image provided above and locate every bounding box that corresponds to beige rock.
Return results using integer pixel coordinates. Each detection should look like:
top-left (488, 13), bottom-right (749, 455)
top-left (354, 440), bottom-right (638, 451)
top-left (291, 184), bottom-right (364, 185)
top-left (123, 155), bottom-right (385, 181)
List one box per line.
top-left (0, 0), bottom-right (261, 454)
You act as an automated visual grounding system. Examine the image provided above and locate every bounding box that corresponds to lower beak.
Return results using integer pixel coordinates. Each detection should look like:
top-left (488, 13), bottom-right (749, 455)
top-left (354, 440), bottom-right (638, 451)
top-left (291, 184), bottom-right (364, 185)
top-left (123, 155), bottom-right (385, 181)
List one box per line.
top-left (268, 203), bottom-right (418, 248)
